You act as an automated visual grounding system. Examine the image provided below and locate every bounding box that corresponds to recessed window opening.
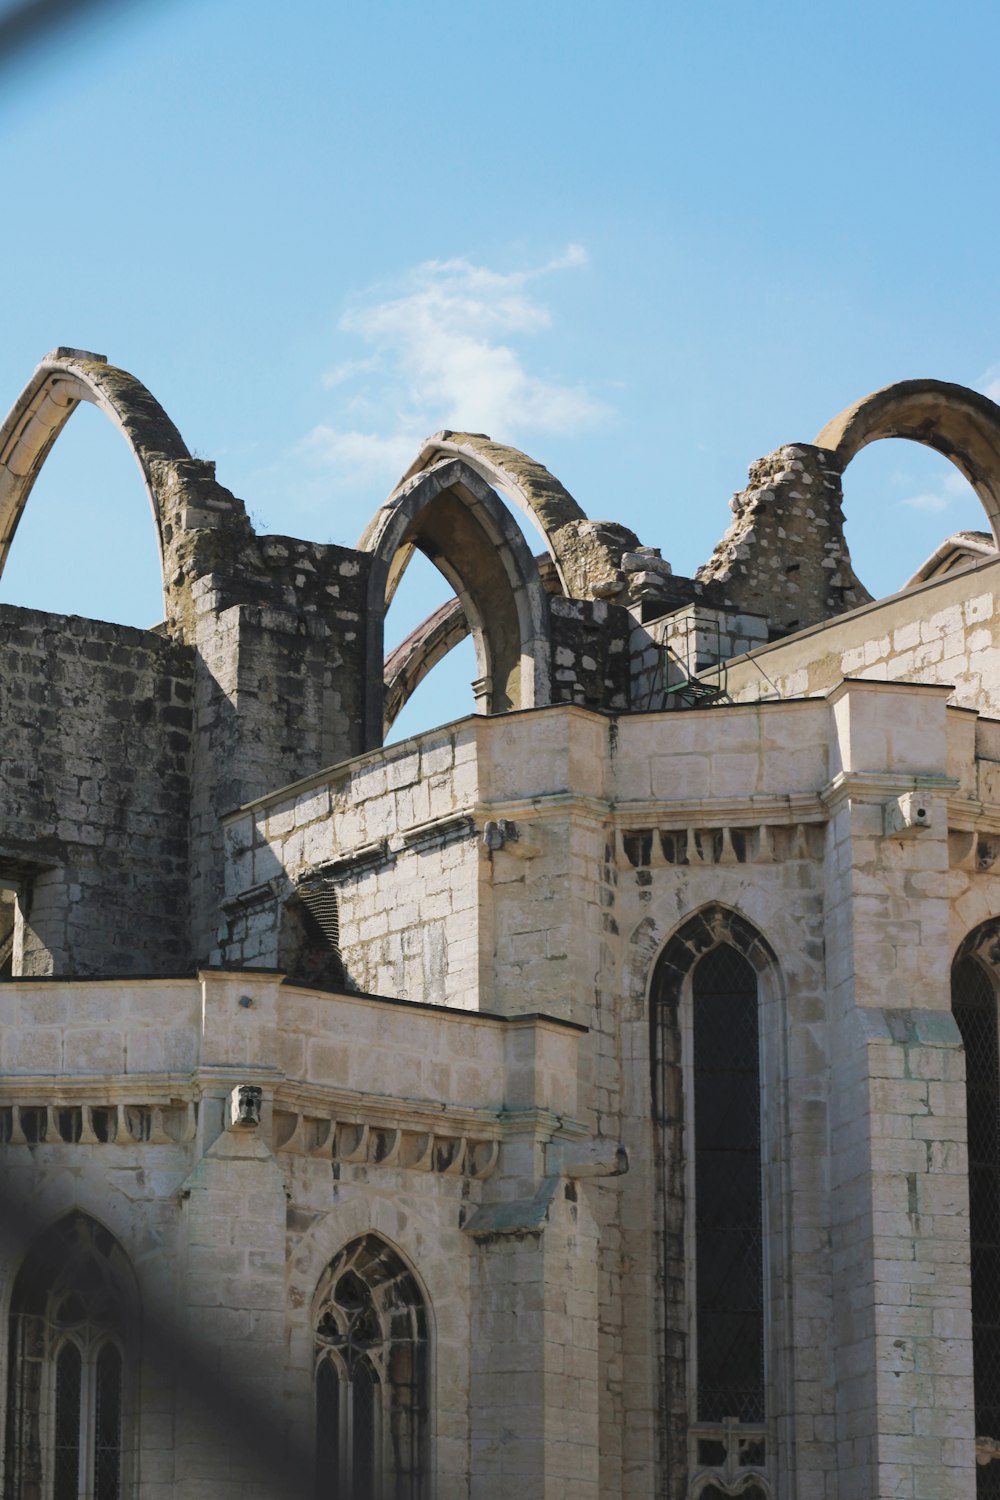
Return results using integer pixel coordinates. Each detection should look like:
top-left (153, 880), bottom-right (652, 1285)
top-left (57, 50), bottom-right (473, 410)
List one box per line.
top-left (0, 885), bottom-right (19, 978)
top-left (279, 887), bottom-right (345, 990)
top-left (690, 944), bottom-right (765, 1426)
top-left (652, 909), bottom-right (775, 1500)
top-left (952, 950), bottom-right (1000, 1493)
top-left (4, 1213), bottom-right (135, 1500)
top-left (314, 1235), bottom-right (428, 1500)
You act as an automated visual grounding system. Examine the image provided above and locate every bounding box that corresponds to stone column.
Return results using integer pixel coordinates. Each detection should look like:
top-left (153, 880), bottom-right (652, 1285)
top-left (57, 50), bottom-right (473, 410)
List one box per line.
top-left (466, 1178), bottom-right (601, 1500)
top-left (173, 1087), bottom-right (295, 1500)
top-left (823, 679), bottom-right (974, 1499)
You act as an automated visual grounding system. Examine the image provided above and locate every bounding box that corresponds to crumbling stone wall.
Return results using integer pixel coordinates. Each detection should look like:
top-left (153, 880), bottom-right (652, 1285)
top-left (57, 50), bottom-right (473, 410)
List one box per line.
top-left (0, 604), bottom-right (193, 975)
top-left (549, 597), bottom-right (630, 712)
top-left (698, 443), bottom-right (871, 634)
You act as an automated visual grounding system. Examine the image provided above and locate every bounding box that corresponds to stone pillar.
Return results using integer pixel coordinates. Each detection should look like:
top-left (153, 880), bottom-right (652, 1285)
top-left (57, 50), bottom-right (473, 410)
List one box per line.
top-left (173, 1091), bottom-right (295, 1500)
top-left (466, 1179), bottom-right (600, 1500)
top-left (464, 1016), bottom-right (602, 1499)
top-left (823, 679), bottom-right (974, 1499)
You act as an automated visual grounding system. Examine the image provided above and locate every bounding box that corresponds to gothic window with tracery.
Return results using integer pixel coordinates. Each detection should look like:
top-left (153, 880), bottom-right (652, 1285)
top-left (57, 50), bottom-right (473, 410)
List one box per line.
top-left (953, 947), bottom-right (1000, 1496)
top-left (313, 1235), bottom-right (427, 1500)
top-left (4, 1214), bottom-right (134, 1500)
top-left (652, 908), bottom-right (774, 1500)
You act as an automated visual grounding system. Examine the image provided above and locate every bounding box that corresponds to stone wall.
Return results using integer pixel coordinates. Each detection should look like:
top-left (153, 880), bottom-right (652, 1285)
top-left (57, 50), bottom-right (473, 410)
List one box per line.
top-left (723, 554), bottom-right (1000, 719)
top-left (0, 604), bottom-right (193, 975)
top-left (0, 970), bottom-right (587, 1500)
top-left (697, 443), bottom-right (871, 633)
top-left (221, 724), bottom-right (484, 1006)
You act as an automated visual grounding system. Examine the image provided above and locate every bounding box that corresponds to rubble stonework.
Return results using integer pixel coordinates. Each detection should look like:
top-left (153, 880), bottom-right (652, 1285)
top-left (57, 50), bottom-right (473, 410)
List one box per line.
top-left (697, 443), bottom-right (871, 633)
top-left (5, 352), bottom-right (1000, 1499)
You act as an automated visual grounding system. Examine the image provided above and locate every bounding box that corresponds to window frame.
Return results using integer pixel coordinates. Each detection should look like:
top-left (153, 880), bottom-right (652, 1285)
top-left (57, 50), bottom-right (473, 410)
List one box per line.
top-left (650, 906), bottom-right (782, 1500)
top-left (4, 1215), bottom-right (136, 1500)
top-left (312, 1235), bottom-right (427, 1500)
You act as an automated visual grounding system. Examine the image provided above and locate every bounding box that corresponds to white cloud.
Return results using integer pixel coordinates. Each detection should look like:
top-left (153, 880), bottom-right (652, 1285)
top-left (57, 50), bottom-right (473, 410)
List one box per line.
top-left (302, 247), bottom-right (606, 488)
top-left (899, 490), bottom-right (952, 513)
top-left (981, 364), bottom-right (1000, 404)
top-left (897, 468), bottom-right (976, 514)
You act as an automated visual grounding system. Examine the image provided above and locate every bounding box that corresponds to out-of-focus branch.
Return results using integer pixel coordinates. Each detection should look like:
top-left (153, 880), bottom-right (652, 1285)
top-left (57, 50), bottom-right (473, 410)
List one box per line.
top-left (0, 0), bottom-right (153, 68)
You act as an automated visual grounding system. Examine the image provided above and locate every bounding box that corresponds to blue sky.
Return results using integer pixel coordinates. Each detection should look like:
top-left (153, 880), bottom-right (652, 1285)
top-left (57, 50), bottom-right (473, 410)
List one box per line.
top-left (3, 0), bottom-right (1000, 737)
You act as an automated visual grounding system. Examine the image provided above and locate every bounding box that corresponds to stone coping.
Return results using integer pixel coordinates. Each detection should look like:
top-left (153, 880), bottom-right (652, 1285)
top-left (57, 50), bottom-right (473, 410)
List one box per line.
top-left (0, 970), bottom-right (589, 1034)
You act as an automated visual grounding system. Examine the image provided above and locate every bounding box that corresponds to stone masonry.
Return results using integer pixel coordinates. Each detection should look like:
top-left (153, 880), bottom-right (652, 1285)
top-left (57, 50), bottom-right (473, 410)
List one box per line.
top-left (3, 354), bottom-right (1000, 1499)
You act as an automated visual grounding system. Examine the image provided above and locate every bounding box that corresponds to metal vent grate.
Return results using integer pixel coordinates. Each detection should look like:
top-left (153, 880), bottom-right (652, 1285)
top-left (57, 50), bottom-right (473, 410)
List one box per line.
top-left (298, 882), bottom-right (341, 953)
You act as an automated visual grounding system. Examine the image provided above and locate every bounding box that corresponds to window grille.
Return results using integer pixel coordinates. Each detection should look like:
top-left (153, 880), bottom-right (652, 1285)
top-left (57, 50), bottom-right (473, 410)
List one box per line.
top-left (281, 879), bottom-right (344, 989)
top-left (4, 1214), bottom-right (134, 1500)
top-left (692, 944), bottom-right (765, 1425)
top-left (299, 880), bottom-right (341, 955)
top-left (651, 908), bottom-right (774, 1500)
top-left (954, 952), bottom-right (1000, 1496)
top-left (314, 1235), bottom-right (427, 1500)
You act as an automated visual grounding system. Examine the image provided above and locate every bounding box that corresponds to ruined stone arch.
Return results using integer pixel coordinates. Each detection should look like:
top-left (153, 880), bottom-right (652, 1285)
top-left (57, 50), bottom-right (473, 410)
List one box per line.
top-left (815, 378), bottom-right (1000, 546)
top-left (382, 595), bottom-right (469, 738)
top-left (359, 456), bottom-right (553, 747)
top-left (394, 431), bottom-right (586, 588)
top-left (0, 348), bottom-right (197, 596)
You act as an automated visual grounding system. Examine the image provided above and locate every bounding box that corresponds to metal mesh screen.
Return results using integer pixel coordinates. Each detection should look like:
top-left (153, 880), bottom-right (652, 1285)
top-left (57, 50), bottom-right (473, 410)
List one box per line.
top-left (954, 954), bottom-right (1000, 1495)
top-left (693, 944), bottom-right (765, 1424)
top-left (352, 1362), bottom-right (377, 1500)
top-left (93, 1344), bottom-right (122, 1500)
top-left (298, 883), bottom-right (341, 952)
top-left (315, 1360), bottom-right (340, 1499)
top-left (52, 1343), bottom-right (81, 1500)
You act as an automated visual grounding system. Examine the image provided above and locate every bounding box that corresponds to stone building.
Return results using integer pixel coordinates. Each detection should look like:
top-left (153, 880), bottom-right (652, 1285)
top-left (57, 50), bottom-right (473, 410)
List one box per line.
top-left (2, 349), bottom-right (1000, 1499)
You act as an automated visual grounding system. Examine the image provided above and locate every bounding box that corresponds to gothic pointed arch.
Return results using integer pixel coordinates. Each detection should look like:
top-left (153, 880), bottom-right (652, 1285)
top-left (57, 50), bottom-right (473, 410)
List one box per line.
top-left (312, 1233), bottom-right (429, 1500)
top-left (815, 379), bottom-right (1000, 546)
top-left (0, 349), bottom-right (254, 636)
top-left (359, 456), bottom-right (552, 747)
top-left (4, 1212), bottom-right (138, 1500)
top-left (0, 348), bottom-right (194, 580)
top-left (650, 905), bottom-right (780, 1500)
top-left (394, 430), bottom-right (642, 600)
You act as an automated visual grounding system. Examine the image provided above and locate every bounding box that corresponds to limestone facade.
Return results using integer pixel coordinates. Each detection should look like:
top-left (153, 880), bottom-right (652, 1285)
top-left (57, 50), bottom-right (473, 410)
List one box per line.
top-left (3, 353), bottom-right (1000, 1498)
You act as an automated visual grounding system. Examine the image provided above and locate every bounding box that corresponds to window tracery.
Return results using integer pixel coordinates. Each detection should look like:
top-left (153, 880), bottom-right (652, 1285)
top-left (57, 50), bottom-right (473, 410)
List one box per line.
top-left (313, 1235), bottom-right (427, 1500)
top-left (4, 1214), bottom-right (134, 1500)
top-left (651, 907), bottom-right (775, 1500)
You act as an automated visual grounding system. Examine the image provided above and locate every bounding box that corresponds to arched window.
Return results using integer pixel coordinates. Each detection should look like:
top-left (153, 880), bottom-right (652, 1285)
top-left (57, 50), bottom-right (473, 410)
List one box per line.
top-left (652, 907), bottom-right (775, 1500)
top-left (692, 945), bottom-right (764, 1426)
top-left (313, 1235), bottom-right (427, 1500)
top-left (4, 1214), bottom-right (134, 1500)
top-left (952, 938), bottom-right (1000, 1494)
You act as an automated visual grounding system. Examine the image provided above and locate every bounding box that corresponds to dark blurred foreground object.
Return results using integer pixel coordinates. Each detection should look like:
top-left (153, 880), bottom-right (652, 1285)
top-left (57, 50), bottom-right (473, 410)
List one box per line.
top-left (0, 0), bottom-right (153, 68)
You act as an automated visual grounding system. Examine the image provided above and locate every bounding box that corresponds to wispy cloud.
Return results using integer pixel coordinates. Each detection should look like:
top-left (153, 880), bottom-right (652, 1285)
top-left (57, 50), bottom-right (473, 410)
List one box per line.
top-left (302, 247), bottom-right (606, 488)
top-left (898, 470), bottom-right (971, 514)
top-left (981, 364), bottom-right (1000, 404)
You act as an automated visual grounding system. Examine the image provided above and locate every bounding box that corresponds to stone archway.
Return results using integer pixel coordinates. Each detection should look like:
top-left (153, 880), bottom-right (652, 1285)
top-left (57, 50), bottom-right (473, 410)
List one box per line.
top-left (359, 456), bottom-right (552, 748)
top-left (0, 348), bottom-right (255, 638)
top-left (815, 378), bottom-right (1000, 546)
top-left (0, 347), bottom-right (195, 586)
